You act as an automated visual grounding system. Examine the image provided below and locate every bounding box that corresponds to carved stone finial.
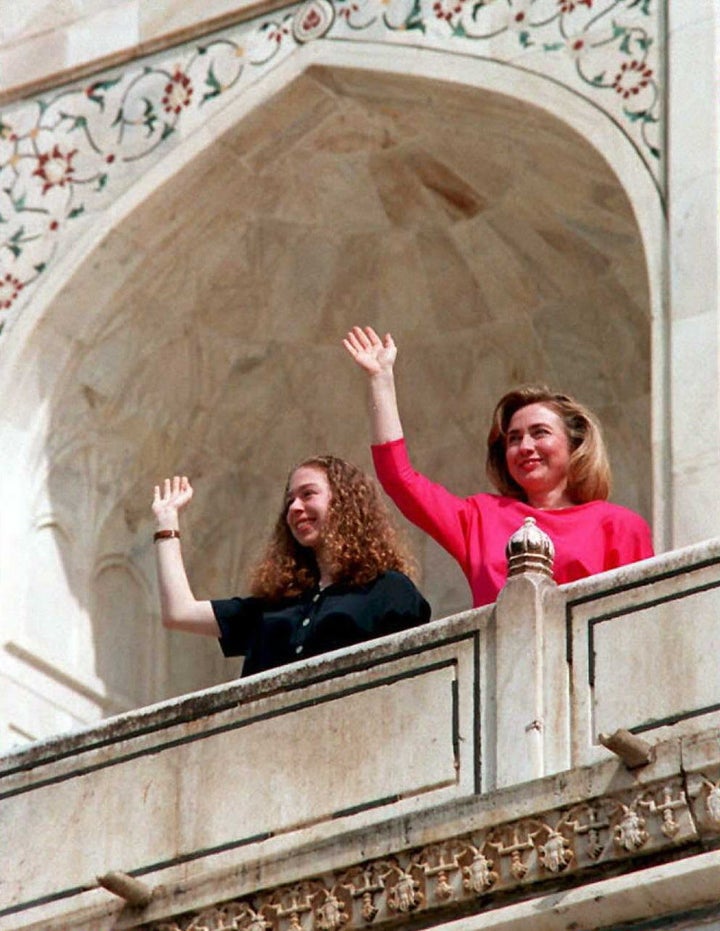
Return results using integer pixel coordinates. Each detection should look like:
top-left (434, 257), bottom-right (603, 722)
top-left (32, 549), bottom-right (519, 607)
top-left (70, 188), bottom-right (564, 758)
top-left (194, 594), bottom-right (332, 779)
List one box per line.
top-left (505, 517), bottom-right (555, 578)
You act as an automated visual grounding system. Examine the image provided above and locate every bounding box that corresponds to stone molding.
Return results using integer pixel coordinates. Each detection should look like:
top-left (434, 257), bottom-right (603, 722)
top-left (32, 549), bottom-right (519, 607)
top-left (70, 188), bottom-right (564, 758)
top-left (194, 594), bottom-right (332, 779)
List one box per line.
top-left (145, 762), bottom-right (720, 931)
top-left (0, 1), bottom-right (294, 108)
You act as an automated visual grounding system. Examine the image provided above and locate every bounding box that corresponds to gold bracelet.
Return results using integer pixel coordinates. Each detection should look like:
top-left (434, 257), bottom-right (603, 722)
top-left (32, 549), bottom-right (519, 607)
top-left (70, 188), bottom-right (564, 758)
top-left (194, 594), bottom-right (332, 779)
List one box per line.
top-left (154, 529), bottom-right (180, 542)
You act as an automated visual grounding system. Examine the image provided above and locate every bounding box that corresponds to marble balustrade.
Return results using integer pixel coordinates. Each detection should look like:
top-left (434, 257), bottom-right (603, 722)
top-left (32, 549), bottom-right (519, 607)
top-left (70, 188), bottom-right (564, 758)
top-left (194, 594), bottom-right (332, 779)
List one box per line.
top-left (3, 536), bottom-right (720, 930)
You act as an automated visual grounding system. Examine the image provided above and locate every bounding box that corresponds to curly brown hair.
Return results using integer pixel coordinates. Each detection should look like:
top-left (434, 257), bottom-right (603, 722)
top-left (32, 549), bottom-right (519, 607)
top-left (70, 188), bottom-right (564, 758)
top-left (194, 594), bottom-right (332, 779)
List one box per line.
top-left (486, 385), bottom-right (611, 503)
top-left (249, 455), bottom-right (416, 601)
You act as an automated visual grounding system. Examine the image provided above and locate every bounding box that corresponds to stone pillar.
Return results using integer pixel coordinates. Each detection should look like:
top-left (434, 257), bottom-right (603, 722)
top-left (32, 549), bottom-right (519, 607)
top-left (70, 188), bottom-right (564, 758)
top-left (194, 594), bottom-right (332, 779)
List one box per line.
top-left (666, 3), bottom-right (720, 547)
top-left (492, 518), bottom-right (569, 789)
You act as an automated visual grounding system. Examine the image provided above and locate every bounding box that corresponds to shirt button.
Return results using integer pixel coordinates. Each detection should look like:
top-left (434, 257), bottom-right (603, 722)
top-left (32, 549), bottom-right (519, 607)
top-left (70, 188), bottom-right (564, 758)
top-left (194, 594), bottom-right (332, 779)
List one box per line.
top-left (302, 617), bottom-right (310, 627)
top-left (312, 593), bottom-right (320, 602)
top-left (295, 645), bottom-right (304, 654)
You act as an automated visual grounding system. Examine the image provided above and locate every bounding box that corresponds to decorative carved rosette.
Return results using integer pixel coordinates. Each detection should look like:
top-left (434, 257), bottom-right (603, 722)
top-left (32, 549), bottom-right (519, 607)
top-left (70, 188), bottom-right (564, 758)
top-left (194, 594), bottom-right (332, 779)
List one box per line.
top-left (460, 846), bottom-right (498, 895)
top-left (684, 763), bottom-right (720, 836)
top-left (535, 823), bottom-right (574, 874)
top-left (702, 779), bottom-right (720, 827)
top-left (383, 863), bottom-right (424, 914)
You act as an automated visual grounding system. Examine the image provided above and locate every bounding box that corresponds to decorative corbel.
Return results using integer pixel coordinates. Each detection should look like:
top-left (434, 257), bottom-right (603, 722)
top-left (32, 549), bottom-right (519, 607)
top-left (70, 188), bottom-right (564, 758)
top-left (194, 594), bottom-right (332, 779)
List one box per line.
top-left (97, 870), bottom-right (153, 907)
top-left (598, 728), bottom-right (654, 769)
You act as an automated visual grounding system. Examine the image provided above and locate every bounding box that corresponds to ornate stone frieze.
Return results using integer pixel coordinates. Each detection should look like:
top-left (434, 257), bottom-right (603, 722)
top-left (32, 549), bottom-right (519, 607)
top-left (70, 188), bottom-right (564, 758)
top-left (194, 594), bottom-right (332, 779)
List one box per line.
top-left (683, 763), bottom-right (720, 837)
top-left (701, 779), bottom-right (720, 827)
top-left (0, 0), bottom-right (661, 333)
top-left (147, 776), bottom-right (698, 931)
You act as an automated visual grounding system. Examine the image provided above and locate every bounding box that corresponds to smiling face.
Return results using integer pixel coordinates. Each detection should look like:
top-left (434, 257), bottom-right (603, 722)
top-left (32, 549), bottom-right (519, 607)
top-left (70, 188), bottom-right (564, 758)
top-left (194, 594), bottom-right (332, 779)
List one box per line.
top-left (505, 402), bottom-right (573, 508)
top-left (285, 465), bottom-right (333, 551)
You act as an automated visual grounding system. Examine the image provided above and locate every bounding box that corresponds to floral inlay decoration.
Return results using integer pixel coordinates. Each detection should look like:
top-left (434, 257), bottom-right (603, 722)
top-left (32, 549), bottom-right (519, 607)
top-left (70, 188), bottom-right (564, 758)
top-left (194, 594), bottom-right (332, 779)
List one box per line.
top-left (0, 0), bottom-right (660, 333)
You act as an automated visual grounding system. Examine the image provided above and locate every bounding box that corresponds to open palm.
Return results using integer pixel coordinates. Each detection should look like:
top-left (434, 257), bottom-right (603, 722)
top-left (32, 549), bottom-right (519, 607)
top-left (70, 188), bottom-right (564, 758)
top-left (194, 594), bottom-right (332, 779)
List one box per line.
top-left (152, 475), bottom-right (193, 522)
top-left (343, 325), bottom-right (397, 375)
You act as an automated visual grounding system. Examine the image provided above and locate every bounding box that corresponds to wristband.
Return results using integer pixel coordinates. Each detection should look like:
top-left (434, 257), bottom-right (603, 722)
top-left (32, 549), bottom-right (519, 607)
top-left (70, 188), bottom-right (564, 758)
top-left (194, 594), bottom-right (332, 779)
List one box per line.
top-left (154, 529), bottom-right (180, 542)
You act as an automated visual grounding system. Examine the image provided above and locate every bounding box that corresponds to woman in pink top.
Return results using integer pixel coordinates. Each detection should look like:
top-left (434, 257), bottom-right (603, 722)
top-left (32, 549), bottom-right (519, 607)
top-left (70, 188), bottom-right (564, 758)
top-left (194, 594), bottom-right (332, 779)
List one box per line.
top-left (343, 326), bottom-right (654, 608)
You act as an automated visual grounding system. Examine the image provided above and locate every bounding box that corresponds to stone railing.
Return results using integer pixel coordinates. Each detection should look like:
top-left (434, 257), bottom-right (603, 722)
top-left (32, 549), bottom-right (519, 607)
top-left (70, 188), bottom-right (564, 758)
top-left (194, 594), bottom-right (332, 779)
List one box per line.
top-left (494, 520), bottom-right (720, 782)
top-left (3, 531), bottom-right (720, 931)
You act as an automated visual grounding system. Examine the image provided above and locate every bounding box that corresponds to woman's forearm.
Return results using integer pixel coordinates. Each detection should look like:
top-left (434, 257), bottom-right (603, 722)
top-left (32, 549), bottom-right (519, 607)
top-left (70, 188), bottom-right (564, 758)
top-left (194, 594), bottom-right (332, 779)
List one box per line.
top-left (367, 370), bottom-right (404, 445)
top-left (154, 535), bottom-right (219, 635)
top-left (343, 326), bottom-right (405, 444)
top-left (151, 477), bottom-right (219, 635)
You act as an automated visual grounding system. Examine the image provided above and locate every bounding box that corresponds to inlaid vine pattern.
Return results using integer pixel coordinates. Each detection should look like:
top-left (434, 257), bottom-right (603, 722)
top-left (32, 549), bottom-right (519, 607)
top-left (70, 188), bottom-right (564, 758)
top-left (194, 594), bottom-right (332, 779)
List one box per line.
top-left (0, 0), bottom-right (660, 331)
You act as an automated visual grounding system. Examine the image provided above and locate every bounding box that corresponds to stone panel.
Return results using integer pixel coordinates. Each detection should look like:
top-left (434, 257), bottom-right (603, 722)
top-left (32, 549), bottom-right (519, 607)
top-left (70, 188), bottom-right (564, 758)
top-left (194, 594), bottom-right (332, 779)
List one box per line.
top-left (0, 627), bottom-right (479, 922)
top-left (567, 542), bottom-right (720, 766)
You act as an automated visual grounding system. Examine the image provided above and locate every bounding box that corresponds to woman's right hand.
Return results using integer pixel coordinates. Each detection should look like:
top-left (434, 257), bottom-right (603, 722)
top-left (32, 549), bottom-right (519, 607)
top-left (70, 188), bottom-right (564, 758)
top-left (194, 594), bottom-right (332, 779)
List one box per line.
top-left (151, 475), bottom-right (219, 636)
top-left (343, 325), bottom-right (397, 377)
top-left (152, 475), bottom-right (193, 527)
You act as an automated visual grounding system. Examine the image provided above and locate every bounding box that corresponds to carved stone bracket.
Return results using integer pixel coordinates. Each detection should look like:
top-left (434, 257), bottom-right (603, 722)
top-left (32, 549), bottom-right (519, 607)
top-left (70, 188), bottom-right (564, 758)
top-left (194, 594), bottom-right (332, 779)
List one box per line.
top-left (146, 776), bottom-right (699, 931)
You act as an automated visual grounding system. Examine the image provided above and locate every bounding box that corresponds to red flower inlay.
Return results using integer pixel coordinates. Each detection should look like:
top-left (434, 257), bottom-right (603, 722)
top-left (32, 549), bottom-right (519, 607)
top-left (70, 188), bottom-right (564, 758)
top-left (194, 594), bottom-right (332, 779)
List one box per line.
top-left (268, 25), bottom-right (290, 43)
top-left (612, 60), bottom-right (653, 99)
top-left (303, 7), bottom-right (322, 29)
top-left (558, 0), bottom-right (592, 12)
top-left (161, 69), bottom-right (194, 116)
top-left (433, 0), bottom-right (463, 21)
top-left (0, 273), bottom-right (24, 310)
top-left (32, 145), bottom-right (78, 194)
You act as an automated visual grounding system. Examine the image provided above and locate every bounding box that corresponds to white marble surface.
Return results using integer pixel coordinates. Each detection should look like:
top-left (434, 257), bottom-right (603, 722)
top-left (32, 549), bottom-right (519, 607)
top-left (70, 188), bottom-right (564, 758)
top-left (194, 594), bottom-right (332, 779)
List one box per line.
top-left (0, 1), bottom-right (264, 96)
top-left (0, 623), bottom-right (479, 922)
top-left (665, 4), bottom-right (720, 550)
top-left (4, 550), bottom-right (720, 930)
top-left (0, 0), bottom-right (719, 778)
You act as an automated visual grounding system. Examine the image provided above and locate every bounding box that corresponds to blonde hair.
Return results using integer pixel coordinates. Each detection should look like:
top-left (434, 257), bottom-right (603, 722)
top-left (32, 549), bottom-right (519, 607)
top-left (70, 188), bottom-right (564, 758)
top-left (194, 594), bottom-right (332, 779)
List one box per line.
top-left (249, 455), bottom-right (416, 601)
top-left (486, 385), bottom-right (611, 503)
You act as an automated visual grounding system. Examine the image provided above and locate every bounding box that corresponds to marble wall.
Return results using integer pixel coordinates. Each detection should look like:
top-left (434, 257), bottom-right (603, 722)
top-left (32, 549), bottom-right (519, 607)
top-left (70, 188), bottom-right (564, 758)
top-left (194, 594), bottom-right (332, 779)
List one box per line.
top-left (666, 3), bottom-right (720, 546)
top-left (5, 543), bottom-right (720, 931)
top-left (1, 0), bottom-right (717, 749)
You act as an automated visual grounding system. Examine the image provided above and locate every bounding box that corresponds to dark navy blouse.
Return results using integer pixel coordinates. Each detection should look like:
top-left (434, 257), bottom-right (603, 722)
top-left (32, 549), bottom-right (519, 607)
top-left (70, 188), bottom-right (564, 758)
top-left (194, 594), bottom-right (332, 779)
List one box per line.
top-left (211, 571), bottom-right (431, 676)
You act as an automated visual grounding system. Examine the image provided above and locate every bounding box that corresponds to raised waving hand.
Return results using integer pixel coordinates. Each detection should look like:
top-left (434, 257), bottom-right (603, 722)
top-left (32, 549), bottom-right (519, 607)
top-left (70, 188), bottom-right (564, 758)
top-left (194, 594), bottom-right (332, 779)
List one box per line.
top-left (152, 475), bottom-right (193, 530)
top-left (343, 325), bottom-right (404, 444)
top-left (343, 325), bottom-right (397, 376)
top-left (151, 475), bottom-right (218, 636)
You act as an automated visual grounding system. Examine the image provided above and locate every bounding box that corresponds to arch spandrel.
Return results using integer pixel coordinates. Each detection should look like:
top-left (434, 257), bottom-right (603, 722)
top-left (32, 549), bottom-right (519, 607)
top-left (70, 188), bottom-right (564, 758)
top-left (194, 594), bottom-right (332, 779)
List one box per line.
top-left (0, 0), bottom-right (662, 335)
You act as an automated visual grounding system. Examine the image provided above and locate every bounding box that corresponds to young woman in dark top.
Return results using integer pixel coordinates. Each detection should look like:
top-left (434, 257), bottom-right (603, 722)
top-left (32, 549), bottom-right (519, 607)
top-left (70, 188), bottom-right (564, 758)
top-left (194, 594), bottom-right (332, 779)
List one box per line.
top-left (152, 456), bottom-right (431, 676)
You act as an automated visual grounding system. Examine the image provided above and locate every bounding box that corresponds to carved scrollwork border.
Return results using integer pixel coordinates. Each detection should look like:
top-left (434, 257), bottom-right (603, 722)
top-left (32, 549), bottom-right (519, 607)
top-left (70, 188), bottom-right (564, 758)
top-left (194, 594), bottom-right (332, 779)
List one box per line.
top-left (146, 775), bottom-right (701, 931)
